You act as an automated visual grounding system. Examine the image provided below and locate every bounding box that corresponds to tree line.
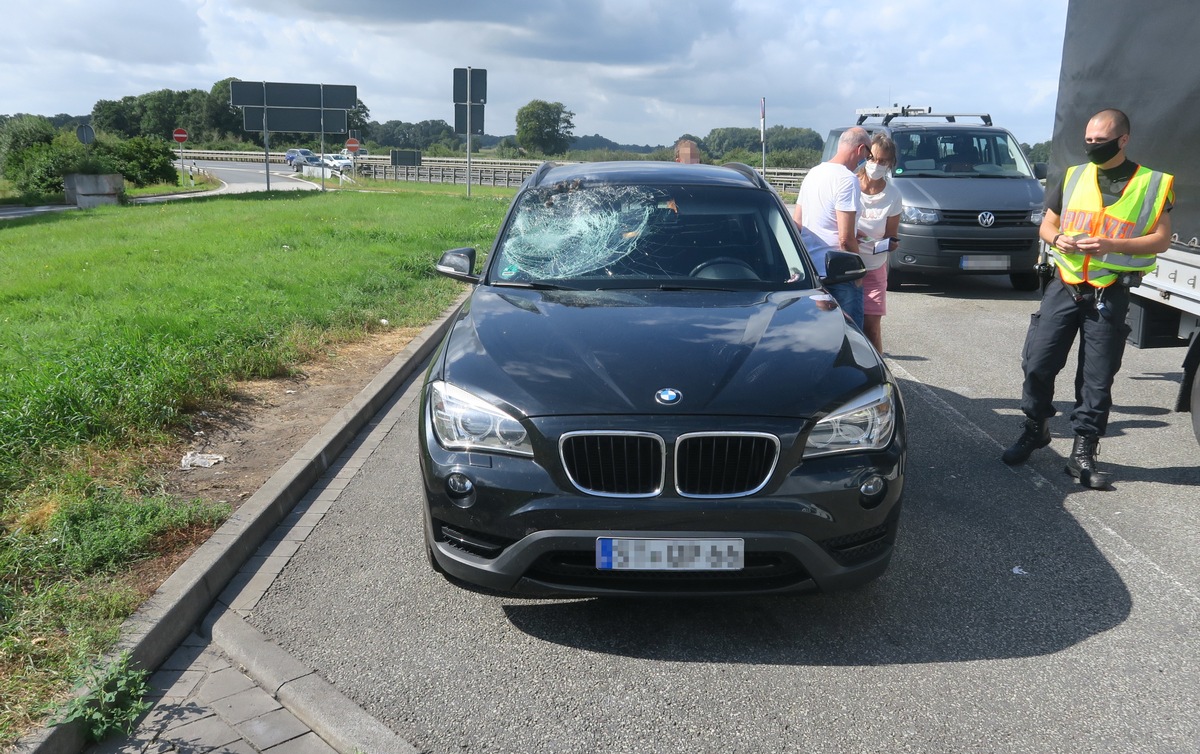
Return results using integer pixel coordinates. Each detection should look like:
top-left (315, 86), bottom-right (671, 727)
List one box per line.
top-left (3, 78), bottom-right (831, 158)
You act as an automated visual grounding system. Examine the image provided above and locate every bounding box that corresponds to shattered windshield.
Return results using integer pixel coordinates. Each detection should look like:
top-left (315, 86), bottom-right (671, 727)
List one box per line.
top-left (892, 129), bottom-right (1035, 179)
top-left (489, 182), bottom-right (812, 289)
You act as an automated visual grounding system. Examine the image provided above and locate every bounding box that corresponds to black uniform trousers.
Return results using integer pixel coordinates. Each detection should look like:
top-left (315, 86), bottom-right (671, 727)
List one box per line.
top-left (1018, 276), bottom-right (1132, 437)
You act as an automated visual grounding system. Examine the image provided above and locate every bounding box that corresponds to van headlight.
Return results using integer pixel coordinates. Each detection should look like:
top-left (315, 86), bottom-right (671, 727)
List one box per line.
top-left (1029, 208), bottom-right (1045, 224)
top-left (428, 381), bottom-right (533, 456)
top-left (901, 206), bottom-right (940, 225)
top-left (803, 384), bottom-right (897, 458)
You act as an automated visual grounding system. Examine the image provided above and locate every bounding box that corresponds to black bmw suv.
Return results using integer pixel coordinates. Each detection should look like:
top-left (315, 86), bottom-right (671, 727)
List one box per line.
top-left (419, 160), bottom-right (907, 597)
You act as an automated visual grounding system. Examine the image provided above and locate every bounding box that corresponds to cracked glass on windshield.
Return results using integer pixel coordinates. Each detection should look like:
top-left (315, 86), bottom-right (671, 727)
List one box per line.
top-left (489, 182), bottom-right (812, 289)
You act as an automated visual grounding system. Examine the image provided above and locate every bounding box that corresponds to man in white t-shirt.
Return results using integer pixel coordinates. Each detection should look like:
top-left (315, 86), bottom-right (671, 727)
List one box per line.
top-left (793, 127), bottom-right (872, 327)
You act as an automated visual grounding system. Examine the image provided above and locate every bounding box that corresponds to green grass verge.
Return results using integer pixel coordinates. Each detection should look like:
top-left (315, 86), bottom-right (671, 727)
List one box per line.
top-left (0, 184), bottom-right (511, 744)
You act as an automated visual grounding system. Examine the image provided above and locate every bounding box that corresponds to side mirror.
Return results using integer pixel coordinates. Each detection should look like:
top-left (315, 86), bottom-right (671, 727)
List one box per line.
top-left (1034, 162), bottom-right (1048, 180)
top-left (821, 250), bottom-right (867, 286)
top-left (435, 247), bottom-right (479, 283)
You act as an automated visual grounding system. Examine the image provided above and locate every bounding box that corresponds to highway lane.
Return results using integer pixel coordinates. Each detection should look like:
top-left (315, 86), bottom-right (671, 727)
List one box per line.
top-left (250, 274), bottom-right (1199, 754)
top-left (187, 158), bottom-right (320, 194)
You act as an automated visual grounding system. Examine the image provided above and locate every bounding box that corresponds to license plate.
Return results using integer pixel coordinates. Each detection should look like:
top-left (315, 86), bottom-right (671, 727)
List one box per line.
top-left (596, 537), bottom-right (744, 571)
top-left (960, 254), bottom-right (1010, 270)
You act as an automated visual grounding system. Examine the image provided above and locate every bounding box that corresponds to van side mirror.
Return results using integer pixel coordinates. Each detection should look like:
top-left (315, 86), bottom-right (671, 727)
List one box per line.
top-left (436, 248), bottom-right (479, 283)
top-left (1034, 162), bottom-right (1048, 180)
top-left (821, 250), bottom-right (867, 286)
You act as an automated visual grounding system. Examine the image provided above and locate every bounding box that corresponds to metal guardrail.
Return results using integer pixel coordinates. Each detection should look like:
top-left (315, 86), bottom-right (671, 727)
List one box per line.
top-left (184, 150), bottom-right (809, 192)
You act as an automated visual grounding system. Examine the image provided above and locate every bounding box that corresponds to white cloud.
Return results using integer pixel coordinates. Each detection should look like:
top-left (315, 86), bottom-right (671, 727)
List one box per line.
top-left (1, 0), bottom-right (1068, 145)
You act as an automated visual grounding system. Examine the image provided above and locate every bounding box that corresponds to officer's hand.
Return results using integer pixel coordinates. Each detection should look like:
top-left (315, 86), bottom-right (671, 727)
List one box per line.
top-left (1074, 235), bottom-right (1105, 255)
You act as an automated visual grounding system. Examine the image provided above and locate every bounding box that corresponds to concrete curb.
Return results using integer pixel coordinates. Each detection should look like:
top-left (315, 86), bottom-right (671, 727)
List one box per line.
top-left (210, 614), bottom-right (416, 754)
top-left (17, 294), bottom-right (464, 754)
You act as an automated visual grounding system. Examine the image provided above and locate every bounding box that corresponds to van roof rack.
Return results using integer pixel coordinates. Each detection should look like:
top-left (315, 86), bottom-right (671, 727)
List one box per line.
top-left (855, 106), bottom-right (992, 127)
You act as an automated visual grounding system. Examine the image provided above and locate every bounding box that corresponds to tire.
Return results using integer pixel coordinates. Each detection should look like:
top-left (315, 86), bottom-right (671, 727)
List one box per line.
top-left (1190, 364), bottom-right (1200, 447)
top-left (1011, 271), bottom-right (1041, 291)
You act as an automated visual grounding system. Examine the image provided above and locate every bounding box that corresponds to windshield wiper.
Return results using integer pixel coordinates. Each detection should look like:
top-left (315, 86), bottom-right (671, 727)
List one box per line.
top-left (656, 283), bottom-right (738, 292)
top-left (491, 280), bottom-right (573, 290)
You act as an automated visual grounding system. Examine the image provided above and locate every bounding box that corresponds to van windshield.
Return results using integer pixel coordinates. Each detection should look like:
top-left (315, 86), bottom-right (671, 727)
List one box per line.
top-left (891, 129), bottom-right (1034, 179)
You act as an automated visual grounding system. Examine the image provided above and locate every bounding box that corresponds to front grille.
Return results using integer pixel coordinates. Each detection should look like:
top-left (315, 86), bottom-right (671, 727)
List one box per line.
top-left (675, 432), bottom-right (779, 497)
top-left (561, 432), bottom-right (665, 497)
top-left (936, 238), bottom-right (1037, 253)
top-left (526, 550), bottom-right (811, 593)
top-left (939, 209), bottom-right (1032, 227)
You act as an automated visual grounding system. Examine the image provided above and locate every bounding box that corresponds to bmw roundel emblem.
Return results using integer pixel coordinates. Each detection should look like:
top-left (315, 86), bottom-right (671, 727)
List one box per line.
top-left (655, 388), bottom-right (682, 405)
top-left (978, 211), bottom-right (996, 227)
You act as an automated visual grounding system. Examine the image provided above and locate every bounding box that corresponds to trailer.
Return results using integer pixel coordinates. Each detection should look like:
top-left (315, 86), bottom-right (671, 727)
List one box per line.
top-left (1051, 0), bottom-right (1200, 444)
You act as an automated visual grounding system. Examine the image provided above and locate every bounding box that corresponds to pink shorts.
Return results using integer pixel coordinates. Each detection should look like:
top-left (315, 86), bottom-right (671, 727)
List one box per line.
top-left (862, 264), bottom-right (888, 316)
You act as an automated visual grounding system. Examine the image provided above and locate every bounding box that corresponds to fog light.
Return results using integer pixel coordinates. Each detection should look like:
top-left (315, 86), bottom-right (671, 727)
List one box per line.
top-left (860, 474), bottom-right (885, 497)
top-left (446, 472), bottom-right (474, 497)
top-left (902, 254), bottom-right (916, 265)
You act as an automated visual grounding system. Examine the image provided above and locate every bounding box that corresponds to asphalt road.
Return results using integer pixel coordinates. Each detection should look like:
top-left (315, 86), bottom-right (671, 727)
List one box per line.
top-left (250, 273), bottom-right (1199, 754)
top-left (187, 158), bottom-right (320, 193)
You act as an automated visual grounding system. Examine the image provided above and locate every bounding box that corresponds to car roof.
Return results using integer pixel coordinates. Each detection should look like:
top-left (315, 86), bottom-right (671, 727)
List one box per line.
top-left (835, 122), bottom-right (1012, 135)
top-left (528, 161), bottom-right (770, 190)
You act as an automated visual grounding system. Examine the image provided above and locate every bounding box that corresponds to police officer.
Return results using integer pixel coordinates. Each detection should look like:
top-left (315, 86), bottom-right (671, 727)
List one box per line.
top-left (1002, 108), bottom-right (1175, 488)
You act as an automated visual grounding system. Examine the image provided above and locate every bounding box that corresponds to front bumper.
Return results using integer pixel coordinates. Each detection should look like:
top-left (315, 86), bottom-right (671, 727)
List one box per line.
top-left (419, 413), bottom-right (906, 597)
top-left (892, 223), bottom-right (1039, 276)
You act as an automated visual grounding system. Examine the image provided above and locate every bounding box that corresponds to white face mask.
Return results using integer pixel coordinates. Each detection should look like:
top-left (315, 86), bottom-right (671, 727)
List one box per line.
top-left (864, 161), bottom-right (889, 180)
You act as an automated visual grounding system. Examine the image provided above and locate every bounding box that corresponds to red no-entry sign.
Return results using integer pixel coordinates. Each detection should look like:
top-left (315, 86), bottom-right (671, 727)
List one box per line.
top-left (344, 137), bottom-right (360, 152)
top-left (173, 128), bottom-right (189, 143)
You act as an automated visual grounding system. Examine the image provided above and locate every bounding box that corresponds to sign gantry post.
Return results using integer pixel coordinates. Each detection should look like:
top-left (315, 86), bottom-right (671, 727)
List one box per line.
top-left (230, 81), bottom-right (356, 190)
top-left (453, 67), bottom-right (486, 197)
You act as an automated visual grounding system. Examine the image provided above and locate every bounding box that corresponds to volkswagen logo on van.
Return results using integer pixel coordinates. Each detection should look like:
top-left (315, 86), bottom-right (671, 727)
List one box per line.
top-left (978, 211), bottom-right (996, 227)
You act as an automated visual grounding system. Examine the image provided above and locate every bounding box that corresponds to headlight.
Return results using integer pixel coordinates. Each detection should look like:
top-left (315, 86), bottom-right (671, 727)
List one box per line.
top-left (1029, 208), bottom-right (1045, 224)
top-left (901, 206), bottom-right (940, 225)
top-left (803, 384), bottom-right (897, 458)
top-left (428, 381), bottom-right (533, 456)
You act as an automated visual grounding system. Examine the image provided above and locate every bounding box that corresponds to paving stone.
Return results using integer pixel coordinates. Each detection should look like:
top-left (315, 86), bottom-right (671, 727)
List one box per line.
top-left (194, 667), bottom-right (256, 704)
top-left (148, 669), bottom-right (205, 701)
top-left (158, 643), bottom-right (207, 671)
top-left (143, 700), bottom-right (212, 733)
top-left (263, 731), bottom-right (339, 754)
top-left (210, 686), bottom-right (282, 725)
top-left (200, 741), bottom-right (258, 754)
top-left (158, 713), bottom-right (241, 751)
top-left (236, 708), bottom-right (310, 751)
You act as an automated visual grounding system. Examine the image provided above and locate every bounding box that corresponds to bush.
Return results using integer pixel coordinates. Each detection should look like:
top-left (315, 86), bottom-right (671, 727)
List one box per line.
top-left (104, 137), bottom-right (178, 187)
top-left (0, 115), bottom-right (56, 181)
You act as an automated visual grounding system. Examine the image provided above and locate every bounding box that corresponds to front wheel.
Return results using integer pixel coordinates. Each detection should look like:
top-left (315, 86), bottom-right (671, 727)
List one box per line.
top-left (1011, 271), bottom-right (1040, 291)
top-left (1190, 365), bottom-right (1200, 447)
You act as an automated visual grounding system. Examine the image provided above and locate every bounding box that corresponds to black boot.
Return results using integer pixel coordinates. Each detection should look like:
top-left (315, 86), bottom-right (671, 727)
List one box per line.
top-left (1002, 418), bottom-right (1050, 465)
top-left (1065, 434), bottom-right (1113, 489)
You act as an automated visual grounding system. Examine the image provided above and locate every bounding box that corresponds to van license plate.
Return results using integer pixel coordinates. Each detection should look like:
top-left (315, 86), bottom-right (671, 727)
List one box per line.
top-left (596, 538), bottom-right (744, 571)
top-left (960, 255), bottom-right (1010, 270)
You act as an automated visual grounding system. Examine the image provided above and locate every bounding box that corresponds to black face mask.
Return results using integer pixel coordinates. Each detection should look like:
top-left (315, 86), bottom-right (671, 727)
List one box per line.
top-left (1084, 137), bottom-right (1122, 165)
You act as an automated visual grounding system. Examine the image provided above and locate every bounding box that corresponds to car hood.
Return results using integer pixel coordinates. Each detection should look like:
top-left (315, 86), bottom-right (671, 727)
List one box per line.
top-left (438, 287), bottom-right (885, 419)
top-left (895, 175), bottom-right (1044, 210)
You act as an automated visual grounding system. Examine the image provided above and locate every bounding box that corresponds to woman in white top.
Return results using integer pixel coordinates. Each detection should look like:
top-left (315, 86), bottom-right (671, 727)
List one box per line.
top-left (856, 133), bottom-right (904, 353)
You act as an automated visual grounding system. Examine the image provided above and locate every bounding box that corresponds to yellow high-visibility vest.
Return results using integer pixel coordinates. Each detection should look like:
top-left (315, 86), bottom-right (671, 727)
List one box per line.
top-left (1052, 162), bottom-right (1174, 287)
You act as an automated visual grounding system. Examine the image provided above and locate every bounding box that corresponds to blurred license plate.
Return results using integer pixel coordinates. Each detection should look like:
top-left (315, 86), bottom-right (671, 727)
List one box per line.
top-left (960, 255), bottom-right (1010, 270)
top-left (596, 538), bottom-right (744, 571)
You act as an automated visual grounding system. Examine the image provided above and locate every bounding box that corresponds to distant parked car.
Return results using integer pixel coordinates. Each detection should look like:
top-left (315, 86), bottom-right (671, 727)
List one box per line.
top-left (285, 148), bottom-right (315, 167)
top-left (340, 147), bottom-right (368, 157)
top-left (292, 153), bottom-right (322, 171)
top-left (322, 154), bottom-right (353, 171)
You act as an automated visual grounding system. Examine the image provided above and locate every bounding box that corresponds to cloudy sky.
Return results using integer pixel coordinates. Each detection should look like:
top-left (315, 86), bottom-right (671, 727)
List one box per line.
top-left (4, 0), bottom-right (1068, 148)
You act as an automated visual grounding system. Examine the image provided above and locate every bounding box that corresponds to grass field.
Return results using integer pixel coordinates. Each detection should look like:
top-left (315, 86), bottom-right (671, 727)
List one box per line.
top-left (0, 184), bottom-right (511, 743)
